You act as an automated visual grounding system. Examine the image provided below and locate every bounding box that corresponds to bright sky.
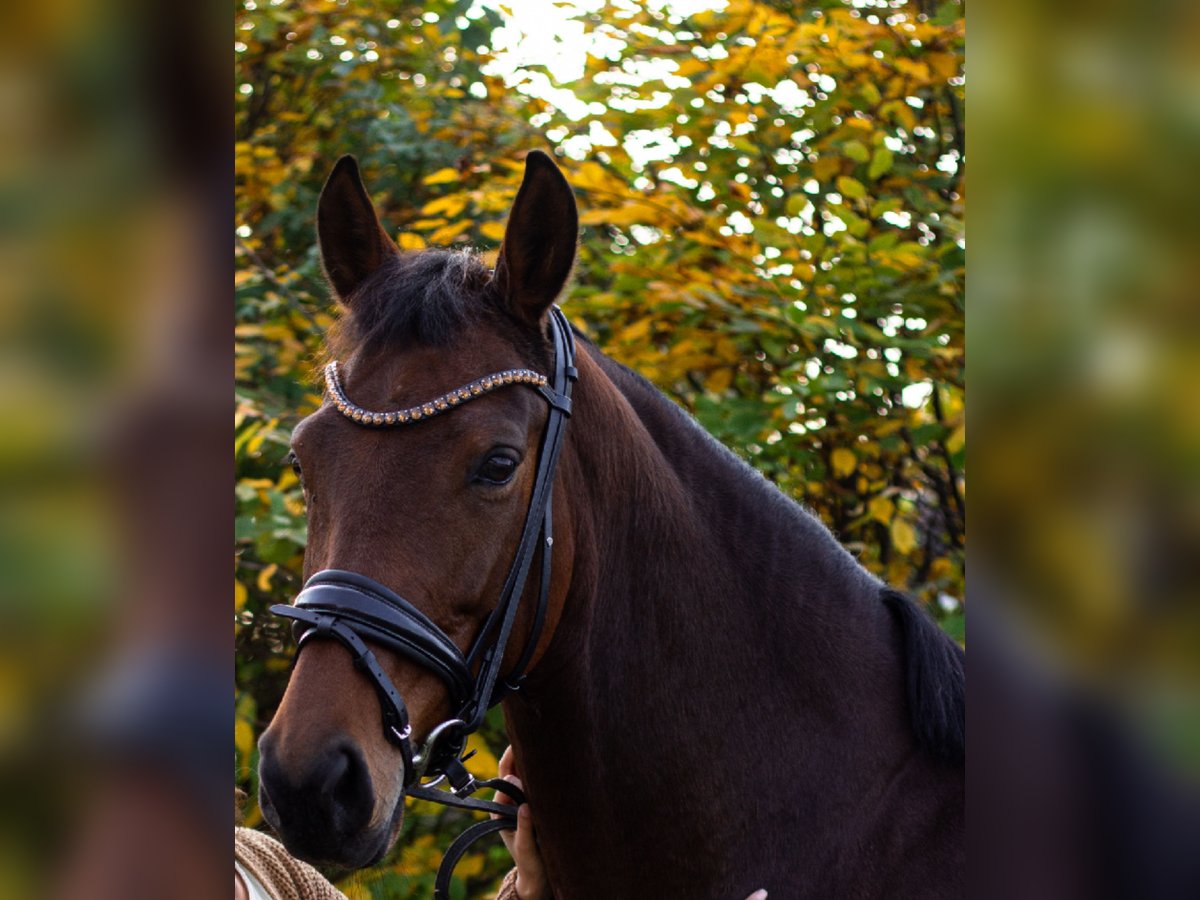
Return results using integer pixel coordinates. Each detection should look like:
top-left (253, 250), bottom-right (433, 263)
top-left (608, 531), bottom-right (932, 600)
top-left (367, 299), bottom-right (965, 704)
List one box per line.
top-left (481, 0), bottom-right (726, 85)
top-left (476, 0), bottom-right (727, 161)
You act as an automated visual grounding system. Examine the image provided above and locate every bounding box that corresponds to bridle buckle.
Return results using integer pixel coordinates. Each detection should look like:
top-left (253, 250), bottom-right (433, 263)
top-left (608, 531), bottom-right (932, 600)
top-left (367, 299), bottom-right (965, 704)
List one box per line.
top-left (410, 718), bottom-right (468, 783)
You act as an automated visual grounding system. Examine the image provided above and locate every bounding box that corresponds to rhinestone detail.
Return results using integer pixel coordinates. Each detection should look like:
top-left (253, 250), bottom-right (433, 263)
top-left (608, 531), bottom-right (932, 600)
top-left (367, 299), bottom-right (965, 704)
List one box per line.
top-left (324, 361), bottom-right (549, 428)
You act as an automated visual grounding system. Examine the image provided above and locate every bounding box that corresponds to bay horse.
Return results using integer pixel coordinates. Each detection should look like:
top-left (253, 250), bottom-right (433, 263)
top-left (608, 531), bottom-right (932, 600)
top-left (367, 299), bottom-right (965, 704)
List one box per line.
top-left (257, 150), bottom-right (965, 898)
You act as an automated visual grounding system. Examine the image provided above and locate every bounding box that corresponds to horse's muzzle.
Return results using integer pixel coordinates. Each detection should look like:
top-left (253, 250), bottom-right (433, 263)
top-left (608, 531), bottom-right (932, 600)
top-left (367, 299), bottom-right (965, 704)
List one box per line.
top-left (257, 733), bottom-right (388, 867)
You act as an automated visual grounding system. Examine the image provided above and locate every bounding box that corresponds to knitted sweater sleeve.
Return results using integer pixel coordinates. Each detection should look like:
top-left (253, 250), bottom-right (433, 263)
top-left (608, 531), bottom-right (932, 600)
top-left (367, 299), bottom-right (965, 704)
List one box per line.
top-left (493, 868), bottom-right (521, 900)
top-left (235, 827), bottom-right (347, 900)
top-left (492, 867), bottom-right (558, 900)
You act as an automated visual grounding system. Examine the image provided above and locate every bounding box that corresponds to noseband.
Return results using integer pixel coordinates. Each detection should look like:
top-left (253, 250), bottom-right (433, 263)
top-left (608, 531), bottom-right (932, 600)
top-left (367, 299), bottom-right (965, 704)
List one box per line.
top-left (271, 307), bottom-right (577, 896)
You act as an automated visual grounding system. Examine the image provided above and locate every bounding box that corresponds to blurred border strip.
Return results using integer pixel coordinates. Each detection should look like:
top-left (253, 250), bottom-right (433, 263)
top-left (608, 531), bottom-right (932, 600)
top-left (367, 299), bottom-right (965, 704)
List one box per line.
top-left (0, 0), bottom-right (231, 896)
top-left (971, 0), bottom-right (1200, 895)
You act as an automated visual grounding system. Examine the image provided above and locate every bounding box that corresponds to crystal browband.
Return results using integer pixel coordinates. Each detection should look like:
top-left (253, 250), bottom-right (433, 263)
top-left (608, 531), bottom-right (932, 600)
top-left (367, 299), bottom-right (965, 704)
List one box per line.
top-left (324, 361), bottom-right (550, 427)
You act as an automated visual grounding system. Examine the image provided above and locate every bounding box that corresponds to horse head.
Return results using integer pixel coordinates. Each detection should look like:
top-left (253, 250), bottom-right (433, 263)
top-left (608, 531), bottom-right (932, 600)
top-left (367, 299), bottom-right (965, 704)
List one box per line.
top-left (257, 151), bottom-right (579, 868)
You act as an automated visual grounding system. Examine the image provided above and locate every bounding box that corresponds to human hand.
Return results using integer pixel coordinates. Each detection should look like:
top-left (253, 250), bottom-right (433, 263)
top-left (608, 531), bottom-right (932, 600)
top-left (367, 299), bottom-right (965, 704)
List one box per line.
top-left (492, 746), bottom-right (549, 900)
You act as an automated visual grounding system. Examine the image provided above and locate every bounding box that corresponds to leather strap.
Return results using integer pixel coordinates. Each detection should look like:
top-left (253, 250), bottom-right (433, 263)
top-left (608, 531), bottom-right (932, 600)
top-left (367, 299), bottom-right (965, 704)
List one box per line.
top-left (434, 819), bottom-right (514, 900)
top-left (275, 570), bottom-right (473, 706)
top-left (408, 777), bottom-right (527, 900)
top-left (269, 606), bottom-right (417, 777)
top-left (505, 491), bottom-right (553, 691)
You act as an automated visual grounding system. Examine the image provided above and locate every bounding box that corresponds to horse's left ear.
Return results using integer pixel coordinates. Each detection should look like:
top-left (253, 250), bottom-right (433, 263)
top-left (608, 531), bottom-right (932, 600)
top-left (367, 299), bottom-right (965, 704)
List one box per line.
top-left (494, 150), bottom-right (578, 326)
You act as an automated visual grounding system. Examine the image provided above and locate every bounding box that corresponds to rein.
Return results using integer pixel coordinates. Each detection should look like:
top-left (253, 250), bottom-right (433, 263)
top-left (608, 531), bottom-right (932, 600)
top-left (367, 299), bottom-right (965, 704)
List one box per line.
top-left (271, 306), bottom-right (576, 898)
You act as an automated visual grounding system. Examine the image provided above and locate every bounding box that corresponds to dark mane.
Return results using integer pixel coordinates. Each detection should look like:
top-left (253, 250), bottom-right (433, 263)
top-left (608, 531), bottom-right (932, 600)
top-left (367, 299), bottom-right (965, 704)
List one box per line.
top-left (591, 345), bottom-right (966, 767)
top-left (883, 588), bottom-right (966, 765)
top-left (333, 248), bottom-right (501, 356)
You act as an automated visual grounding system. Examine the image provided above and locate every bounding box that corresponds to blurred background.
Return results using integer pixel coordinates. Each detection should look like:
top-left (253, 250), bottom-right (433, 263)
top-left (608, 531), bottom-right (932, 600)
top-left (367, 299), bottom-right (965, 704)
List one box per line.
top-left (1, 0), bottom-right (1197, 896)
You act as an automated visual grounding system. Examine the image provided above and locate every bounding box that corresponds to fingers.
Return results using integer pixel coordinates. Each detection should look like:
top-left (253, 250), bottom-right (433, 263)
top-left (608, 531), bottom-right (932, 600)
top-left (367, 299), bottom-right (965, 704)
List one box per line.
top-left (498, 745), bottom-right (516, 778)
top-left (513, 804), bottom-right (548, 900)
top-left (491, 772), bottom-right (523, 862)
top-left (493, 746), bottom-right (548, 899)
top-left (745, 891), bottom-right (768, 900)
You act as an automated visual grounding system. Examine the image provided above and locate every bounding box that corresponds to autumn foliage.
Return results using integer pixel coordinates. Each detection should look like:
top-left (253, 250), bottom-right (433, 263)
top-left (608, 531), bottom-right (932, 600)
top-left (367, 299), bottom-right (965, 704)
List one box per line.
top-left (235, 0), bottom-right (964, 895)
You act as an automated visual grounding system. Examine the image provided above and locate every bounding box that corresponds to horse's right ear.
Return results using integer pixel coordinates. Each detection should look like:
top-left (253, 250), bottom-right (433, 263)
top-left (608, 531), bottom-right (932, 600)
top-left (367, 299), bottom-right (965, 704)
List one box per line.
top-left (317, 155), bottom-right (398, 303)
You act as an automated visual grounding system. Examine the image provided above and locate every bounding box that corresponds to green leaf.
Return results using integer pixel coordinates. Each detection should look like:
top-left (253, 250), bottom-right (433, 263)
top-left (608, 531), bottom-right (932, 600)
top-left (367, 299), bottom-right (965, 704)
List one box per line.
top-left (868, 147), bottom-right (894, 180)
top-left (844, 140), bottom-right (870, 164)
top-left (786, 193), bottom-right (810, 216)
top-left (836, 176), bottom-right (867, 200)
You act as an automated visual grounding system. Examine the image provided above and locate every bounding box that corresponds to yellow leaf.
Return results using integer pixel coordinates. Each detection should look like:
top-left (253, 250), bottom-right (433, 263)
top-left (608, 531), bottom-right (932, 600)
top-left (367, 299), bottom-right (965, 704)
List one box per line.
top-left (256, 563), bottom-right (277, 593)
top-left (945, 423), bottom-right (965, 455)
top-left (422, 167), bottom-right (460, 185)
top-left (420, 194), bottom-right (467, 218)
top-left (397, 233), bottom-right (425, 251)
top-left (463, 733), bottom-right (499, 780)
top-left (813, 156), bottom-right (841, 182)
top-left (479, 221), bottom-right (506, 242)
top-left (235, 718), bottom-right (254, 760)
top-left (454, 853), bottom-right (485, 878)
top-left (674, 57), bottom-right (711, 78)
top-left (831, 447), bottom-right (857, 478)
top-left (868, 496), bottom-right (894, 524)
top-left (707, 367), bottom-right (733, 392)
top-left (926, 52), bottom-right (960, 82)
top-left (891, 518), bottom-right (918, 555)
top-left (578, 202), bottom-right (662, 227)
top-left (572, 166), bottom-right (628, 197)
top-left (429, 221), bottom-right (470, 245)
top-left (617, 318), bottom-right (652, 343)
top-left (235, 579), bottom-right (247, 612)
top-left (930, 557), bottom-right (956, 582)
top-left (895, 58), bottom-right (932, 83)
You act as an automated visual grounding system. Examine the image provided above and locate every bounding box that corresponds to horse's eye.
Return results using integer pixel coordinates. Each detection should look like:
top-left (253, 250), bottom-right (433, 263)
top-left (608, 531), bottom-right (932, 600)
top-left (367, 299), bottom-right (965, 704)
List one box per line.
top-left (475, 452), bottom-right (519, 486)
top-left (286, 450), bottom-right (303, 479)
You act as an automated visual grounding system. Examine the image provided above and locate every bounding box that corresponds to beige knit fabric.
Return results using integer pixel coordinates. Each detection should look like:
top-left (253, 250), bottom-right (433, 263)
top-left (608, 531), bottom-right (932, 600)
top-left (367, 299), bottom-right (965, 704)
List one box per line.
top-left (493, 867), bottom-right (521, 900)
top-left (235, 826), bottom-right (528, 900)
top-left (235, 827), bottom-right (347, 900)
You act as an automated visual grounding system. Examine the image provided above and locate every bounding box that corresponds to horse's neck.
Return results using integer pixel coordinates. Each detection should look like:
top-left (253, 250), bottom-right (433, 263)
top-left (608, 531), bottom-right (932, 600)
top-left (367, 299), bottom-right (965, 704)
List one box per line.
top-left (511, 348), bottom-right (897, 758)
top-left (504, 348), bottom-right (923, 880)
top-left (557, 347), bottom-right (886, 669)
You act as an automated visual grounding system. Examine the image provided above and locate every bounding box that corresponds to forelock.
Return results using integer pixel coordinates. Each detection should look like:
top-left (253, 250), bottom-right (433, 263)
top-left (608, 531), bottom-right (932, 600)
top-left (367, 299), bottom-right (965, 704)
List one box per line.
top-left (337, 249), bottom-right (501, 354)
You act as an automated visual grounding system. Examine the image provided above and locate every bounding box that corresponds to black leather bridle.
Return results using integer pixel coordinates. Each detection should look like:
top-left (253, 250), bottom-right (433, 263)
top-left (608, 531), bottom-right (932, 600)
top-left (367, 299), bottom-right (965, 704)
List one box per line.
top-left (271, 306), bottom-right (577, 897)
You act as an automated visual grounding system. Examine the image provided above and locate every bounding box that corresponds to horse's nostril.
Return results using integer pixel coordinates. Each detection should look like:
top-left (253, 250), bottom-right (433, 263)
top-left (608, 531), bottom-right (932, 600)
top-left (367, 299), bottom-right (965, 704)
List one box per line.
top-left (322, 743), bottom-right (374, 837)
top-left (258, 737), bottom-right (376, 850)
